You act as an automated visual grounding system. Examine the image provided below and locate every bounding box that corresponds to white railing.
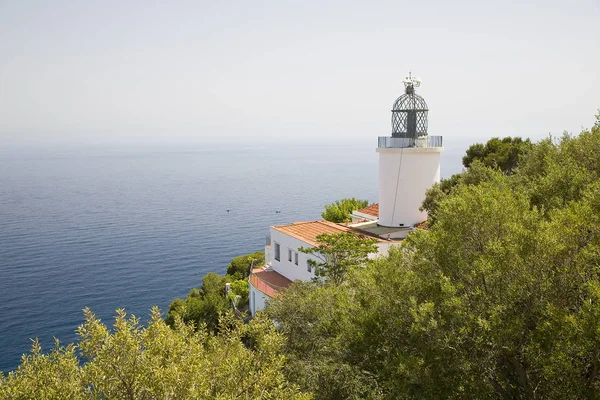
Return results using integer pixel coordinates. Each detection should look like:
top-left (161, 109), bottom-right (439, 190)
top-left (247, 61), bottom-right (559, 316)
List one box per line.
top-left (378, 136), bottom-right (442, 148)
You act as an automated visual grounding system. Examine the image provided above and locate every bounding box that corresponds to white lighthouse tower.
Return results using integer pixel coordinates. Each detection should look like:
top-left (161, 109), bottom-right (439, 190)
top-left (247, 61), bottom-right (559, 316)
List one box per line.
top-left (377, 74), bottom-right (443, 236)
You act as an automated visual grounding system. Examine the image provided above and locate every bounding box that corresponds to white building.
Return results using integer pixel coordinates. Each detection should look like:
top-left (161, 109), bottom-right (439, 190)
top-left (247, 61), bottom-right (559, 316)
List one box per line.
top-left (249, 74), bottom-right (443, 316)
top-left (249, 220), bottom-right (394, 316)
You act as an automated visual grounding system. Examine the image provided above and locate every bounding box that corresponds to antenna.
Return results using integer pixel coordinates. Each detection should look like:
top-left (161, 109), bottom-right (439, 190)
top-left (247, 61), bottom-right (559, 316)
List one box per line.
top-left (403, 71), bottom-right (421, 89)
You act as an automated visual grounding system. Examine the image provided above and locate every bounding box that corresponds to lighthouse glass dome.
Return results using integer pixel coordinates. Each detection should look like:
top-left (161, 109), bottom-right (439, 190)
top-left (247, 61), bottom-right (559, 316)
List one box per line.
top-left (391, 82), bottom-right (428, 139)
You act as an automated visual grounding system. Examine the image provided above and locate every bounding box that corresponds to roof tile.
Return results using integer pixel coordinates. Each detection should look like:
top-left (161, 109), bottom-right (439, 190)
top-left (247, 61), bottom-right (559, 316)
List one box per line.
top-left (272, 220), bottom-right (388, 246)
top-left (355, 203), bottom-right (379, 218)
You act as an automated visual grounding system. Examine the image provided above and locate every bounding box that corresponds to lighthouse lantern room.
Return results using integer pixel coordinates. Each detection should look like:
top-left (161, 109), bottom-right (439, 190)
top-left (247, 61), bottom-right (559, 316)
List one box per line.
top-left (377, 74), bottom-right (443, 232)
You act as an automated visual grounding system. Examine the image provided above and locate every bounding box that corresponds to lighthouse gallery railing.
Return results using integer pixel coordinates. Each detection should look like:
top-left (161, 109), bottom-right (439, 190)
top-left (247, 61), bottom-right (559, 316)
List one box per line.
top-left (378, 136), bottom-right (442, 149)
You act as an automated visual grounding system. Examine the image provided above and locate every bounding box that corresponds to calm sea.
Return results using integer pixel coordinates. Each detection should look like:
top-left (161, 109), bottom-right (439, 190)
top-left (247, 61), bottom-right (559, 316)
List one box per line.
top-left (0, 141), bottom-right (464, 372)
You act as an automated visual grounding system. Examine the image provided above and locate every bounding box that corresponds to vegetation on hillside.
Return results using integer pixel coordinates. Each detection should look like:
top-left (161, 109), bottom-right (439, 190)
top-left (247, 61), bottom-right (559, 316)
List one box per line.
top-left (299, 232), bottom-right (377, 285)
top-left (0, 308), bottom-right (310, 399)
top-left (422, 135), bottom-right (532, 225)
top-left (321, 198), bottom-right (369, 223)
top-left (4, 113), bottom-right (600, 399)
top-left (166, 251), bottom-right (264, 332)
top-left (226, 251), bottom-right (264, 280)
top-left (462, 136), bottom-right (532, 173)
top-left (267, 114), bottom-right (600, 399)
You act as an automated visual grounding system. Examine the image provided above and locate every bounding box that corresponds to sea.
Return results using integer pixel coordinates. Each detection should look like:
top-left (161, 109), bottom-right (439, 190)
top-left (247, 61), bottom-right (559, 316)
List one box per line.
top-left (0, 140), bottom-right (465, 372)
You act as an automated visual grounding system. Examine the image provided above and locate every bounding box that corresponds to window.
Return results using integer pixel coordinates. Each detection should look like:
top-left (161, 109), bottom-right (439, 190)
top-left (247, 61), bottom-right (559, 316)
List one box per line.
top-left (274, 242), bottom-right (280, 261)
top-left (307, 263), bottom-right (312, 273)
top-left (294, 252), bottom-right (298, 265)
top-left (288, 249), bottom-right (292, 262)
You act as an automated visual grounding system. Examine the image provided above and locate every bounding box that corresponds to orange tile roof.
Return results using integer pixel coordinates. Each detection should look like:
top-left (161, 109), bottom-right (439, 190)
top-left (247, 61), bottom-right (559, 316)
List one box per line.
top-left (415, 220), bottom-right (428, 229)
top-left (355, 203), bottom-right (379, 218)
top-left (250, 268), bottom-right (293, 297)
top-left (272, 220), bottom-right (388, 246)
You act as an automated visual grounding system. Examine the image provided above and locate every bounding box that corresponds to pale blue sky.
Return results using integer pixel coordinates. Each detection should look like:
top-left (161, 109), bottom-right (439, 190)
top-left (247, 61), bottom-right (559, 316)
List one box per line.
top-left (1, 0), bottom-right (598, 146)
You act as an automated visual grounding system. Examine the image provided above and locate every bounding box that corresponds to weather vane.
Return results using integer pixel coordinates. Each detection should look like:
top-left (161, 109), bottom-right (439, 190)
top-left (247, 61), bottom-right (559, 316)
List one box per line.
top-left (402, 71), bottom-right (422, 89)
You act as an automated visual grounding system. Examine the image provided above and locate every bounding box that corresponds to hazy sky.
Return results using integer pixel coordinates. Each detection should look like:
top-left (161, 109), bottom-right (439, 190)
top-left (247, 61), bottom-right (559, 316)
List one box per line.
top-left (1, 0), bottom-right (598, 146)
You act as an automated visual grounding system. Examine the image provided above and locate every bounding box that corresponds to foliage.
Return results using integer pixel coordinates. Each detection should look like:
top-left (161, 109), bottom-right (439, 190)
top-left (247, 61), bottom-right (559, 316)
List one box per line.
top-left (228, 279), bottom-right (249, 309)
top-left (166, 272), bottom-right (231, 332)
top-left (321, 198), bottom-right (369, 223)
top-left (420, 160), bottom-right (499, 224)
top-left (226, 251), bottom-right (264, 280)
top-left (270, 117), bottom-right (600, 399)
top-left (167, 250), bottom-right (264, 331)
top-left (6, 116), bottom-right (600, 399)
top-left (462, 136), bottom-right (532, 174)
top-left (267, 282), bottom-right (382, 400)
top-left (0, 339), bottom-right (82, 399)
top-left (0, 309), bottom-right (312, 399)
top-left (423, 136), bottom-right (531, 225)
top-left (299, 232), bottom-right (378, 285)
top-left (516, 128), bottom-right (600, 215)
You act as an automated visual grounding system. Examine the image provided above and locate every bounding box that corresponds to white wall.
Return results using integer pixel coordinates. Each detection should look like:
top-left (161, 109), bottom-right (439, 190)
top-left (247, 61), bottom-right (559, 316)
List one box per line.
top-left (269, 227), bottom-right (398, 280)
top-left (373, 242), bottom-right (399, 258)
top-left (249, 228), bottom-right (399, 315)
top-left (264, 244), bottom-right (272, 266)
top-left (249, 283), bottom-right (269, 316)
top-left (269, 227), bottom-right (318, 282)
top-left (248, 228), bottom-right (319, 316)
top-left (377, 147), bottom-right (442, 227)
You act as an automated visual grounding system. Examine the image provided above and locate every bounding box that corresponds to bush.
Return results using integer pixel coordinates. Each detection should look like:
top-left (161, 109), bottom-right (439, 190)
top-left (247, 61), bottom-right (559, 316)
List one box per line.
top-left (321, 198), bottom-right (369, 223)
top-left (226, 251), bottom-right (264, 279)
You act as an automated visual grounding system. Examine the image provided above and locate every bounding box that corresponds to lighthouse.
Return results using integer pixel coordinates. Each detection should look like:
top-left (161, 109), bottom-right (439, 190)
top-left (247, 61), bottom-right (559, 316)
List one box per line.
top-left (377, 74), bottom-right (443, 234)
top-left (249, 75), bottom-right (444, 315)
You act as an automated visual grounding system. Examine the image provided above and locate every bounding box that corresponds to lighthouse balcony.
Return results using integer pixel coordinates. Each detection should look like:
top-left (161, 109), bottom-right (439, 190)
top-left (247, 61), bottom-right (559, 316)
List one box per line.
top-left (378, 135), bottom-right (443, 149)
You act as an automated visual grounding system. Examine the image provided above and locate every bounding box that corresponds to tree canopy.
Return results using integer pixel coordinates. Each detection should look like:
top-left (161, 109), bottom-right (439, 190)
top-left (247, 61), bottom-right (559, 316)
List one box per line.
top-left (299, 232), bottom-right (377, 285)
top-left (166, 251), bottom-right (264, 332)
top-left (226, 251), bottom-right (264, 280)
top-left (0, 308), bottom-right (311, 399)
top-left (268, 115), bottom-right (600, 399)
top-left (462, 136), bottom-right (532, 174)
top-left (5, 113), bottom-right (600, 399)
top-left (422, 136), bottom-right (532, 226)
top-left (321, 198), bottom-right (369, 223)
top-left (166, 272), bottom-right (231, 333)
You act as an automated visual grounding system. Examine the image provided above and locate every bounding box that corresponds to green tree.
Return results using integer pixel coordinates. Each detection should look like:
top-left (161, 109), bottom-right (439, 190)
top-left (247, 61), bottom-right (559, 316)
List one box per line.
top-left (167, 251), bottom-right (265, 330)
top-left (299, 232), bottom-right (377, 285)
top-left (267, 282), bottom-right (381, 400)
top-left (422, 136), bottom-right (530, 225)
top-left (462, 136), bottom-right (532, 174)
top-left (272, 176), bottom-right (600, 399)
top-left (0, 339), bottom-right (82, 399)
top-left (270, 116), bottom-right (600, 399)
top-left (391, 176), bottom-right (600, 398)
top-left (516, 129), bottom-right (600, 215)
top-left (421, 160), bottom-right (499, 225)
top-left (0, 309), bottom-right (312, 399)
top-left (166, 272), bottom-right (230, 332)
top-left (226, 251), bottom-right (264, 280)
top-left (321, 198), bottom-right (369, 223)
top-left (228, 279), bottom-right (249, 309)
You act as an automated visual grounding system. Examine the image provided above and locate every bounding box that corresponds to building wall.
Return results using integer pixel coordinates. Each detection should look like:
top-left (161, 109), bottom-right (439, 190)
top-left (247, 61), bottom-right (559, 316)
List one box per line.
top-left (377, 147), bottom-right (442, 227)
top-left (249, 283), bottom-right (269, 316)
top-left (264, 244), bottom-right (272, 266)
top-left (269, 227), bottom-right (396, 280)
top-left (250, 229), bottom-right (397, 316)
top-left (374, 241), bottom-right (397, 258)
top-left (269, 227), bottom-right (318, 282)
top-left (350, 211), bottom-right (378, 223)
